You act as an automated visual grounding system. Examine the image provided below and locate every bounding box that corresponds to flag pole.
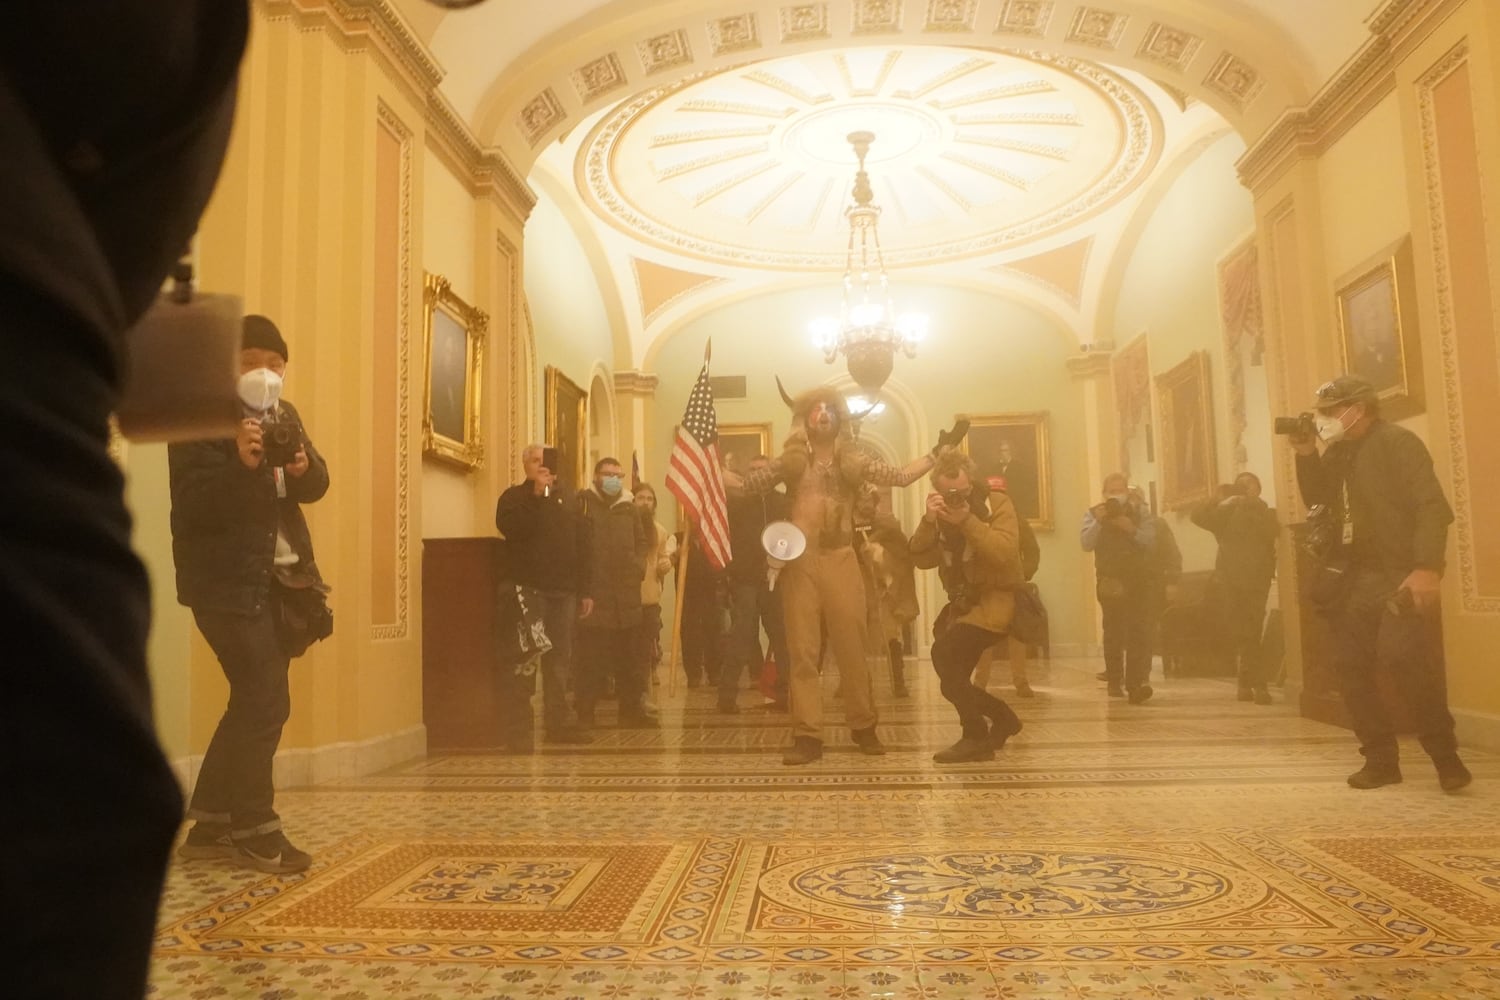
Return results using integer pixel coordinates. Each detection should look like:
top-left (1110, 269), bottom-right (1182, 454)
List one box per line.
top-left (668, 516), bottom-right (694, 697)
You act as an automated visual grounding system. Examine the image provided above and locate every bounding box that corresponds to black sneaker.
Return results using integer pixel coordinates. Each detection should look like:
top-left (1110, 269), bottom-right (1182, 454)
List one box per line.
top-left (1253, 687), bottom-right (1274, 706)
top-left (178, 822), bottom-right (235, 861)
top-left (1347, 763), bottom-right (1403, 789)
top-left (1128, 685), bottom-right (1154, 705)
top-left (234, 830), bottom-right (313, 874)
top-left (1014, 681), bottom-right (1035, 698)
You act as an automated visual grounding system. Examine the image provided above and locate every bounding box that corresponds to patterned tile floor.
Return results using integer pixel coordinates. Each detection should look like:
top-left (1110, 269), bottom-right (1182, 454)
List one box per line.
top-left (151, 657), bottom-right (1500, 999)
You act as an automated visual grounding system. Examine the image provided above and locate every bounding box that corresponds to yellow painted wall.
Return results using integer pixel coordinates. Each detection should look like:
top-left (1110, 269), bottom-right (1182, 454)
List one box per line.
top-left (421, 147), bottom-right (483, 538)
top-left (1111, 132), bottom-right (1257, 576)
top-left (523, 192), bottom-right (618, 447)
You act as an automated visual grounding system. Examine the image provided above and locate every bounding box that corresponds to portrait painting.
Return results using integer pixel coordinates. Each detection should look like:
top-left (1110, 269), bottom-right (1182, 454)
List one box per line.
top-left (544, 366), bottom-right (587, 493)
top-left (959, 412), bottom-right (1052, 531)
top-left (421, 273), bottom-right (487, 469)
top-left (716, 422), bottom-right (771, 475)
top-left (1155, 351), bottom-right (1216, 510)
top-left (1336, 235), bottom-right (1424, 418)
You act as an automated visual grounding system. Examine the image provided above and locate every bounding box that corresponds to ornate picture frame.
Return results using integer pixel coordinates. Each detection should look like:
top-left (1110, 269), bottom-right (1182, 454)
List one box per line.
top-left (716, 422), bottom-right (772, 474)
top-left (544, 365), bottom-right (588, 493)
top-left (1335, 235), bottom-right (1424, 419)
top-left (1155, 351), bottom-right (1217, 510)
top-left (959, 411), bottom-right (1053, 531)
top-left (421, 273), bottom-right (487, 470)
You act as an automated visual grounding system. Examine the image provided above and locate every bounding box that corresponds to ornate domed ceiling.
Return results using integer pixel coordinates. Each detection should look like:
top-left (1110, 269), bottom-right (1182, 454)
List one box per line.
top-left (578, 46), bottom-right (1162, 270)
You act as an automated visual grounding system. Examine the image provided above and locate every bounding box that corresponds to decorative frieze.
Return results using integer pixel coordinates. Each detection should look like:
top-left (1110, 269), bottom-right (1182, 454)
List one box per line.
top-left (572, 53), bottom-right (627, 102)
top-left (1137, 23), bottom-right (1202, 72)
top-left (708, 13), bottom-right (761, 55)
top-left (1066, 6), bottom-right (1128, 50)
top-left (995, 0), bottom-right (1054, 38)
top-left (517, 88), bottom-right (566, 147)
top-left (637, 29), bottom-right (693, 75)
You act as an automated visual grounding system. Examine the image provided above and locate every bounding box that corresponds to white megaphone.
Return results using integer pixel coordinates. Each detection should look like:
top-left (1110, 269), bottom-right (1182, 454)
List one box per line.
top-left (760, 521), bottom-right (806, 591)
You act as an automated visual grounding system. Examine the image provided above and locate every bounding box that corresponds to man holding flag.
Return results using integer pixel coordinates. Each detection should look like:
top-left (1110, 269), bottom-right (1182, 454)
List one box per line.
top-left (665, 346), bottom-right (735, 694)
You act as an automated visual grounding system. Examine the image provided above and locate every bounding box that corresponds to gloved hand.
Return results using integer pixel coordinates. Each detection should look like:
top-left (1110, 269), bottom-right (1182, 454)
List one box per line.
top-left (932, 418), bottom-right (970, 456)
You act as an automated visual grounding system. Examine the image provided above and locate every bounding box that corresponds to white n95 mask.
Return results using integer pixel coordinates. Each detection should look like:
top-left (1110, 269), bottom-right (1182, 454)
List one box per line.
top-left (237, 368), bottom-right (283, 412)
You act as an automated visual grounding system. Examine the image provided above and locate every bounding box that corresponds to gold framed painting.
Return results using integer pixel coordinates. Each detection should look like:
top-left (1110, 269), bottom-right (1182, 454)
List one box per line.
top-left (959, 411), bottom-right (1053, 531)
top-left (1335, 235), bottom-right (1424, 419)
top-left (717, 422), bottom-right (772, 474)
top-left (1155, 351), bottom-right (1216, 511)
top-left (421, 273), bottom-right (487, 469)
top-left (544, 365), bottom-right (588, 493)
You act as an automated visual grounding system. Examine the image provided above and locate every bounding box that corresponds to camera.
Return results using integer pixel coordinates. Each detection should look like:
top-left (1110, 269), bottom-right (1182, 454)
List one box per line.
top-left (946, 580), bottom-right (978, 616)
top-left (1103, 496), bottom-right (1128, 518)
top-left (260, 416), bottom-right (302, 467)
top-left (943, 488), bottom-right (968, 508)
top-left (1274, 412), bottom-right (1316, 437)
top-left (1297, 504), bottom-right (1343, 560)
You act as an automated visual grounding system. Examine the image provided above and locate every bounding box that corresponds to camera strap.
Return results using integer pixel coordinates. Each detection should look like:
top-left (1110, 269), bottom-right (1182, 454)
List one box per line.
top-left (274, 465), bottom-right (287, 499)
top-left (1340, 480), bottom-right (1353, 546)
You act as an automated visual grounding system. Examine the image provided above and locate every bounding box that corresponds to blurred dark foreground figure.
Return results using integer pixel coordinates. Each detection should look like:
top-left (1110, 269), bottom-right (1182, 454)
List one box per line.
top-left (0, 6), bottom-right (249, 997)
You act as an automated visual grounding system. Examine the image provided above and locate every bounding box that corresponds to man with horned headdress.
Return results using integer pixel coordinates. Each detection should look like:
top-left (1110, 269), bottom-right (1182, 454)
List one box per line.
top-left (727, 383), bottom-right (967, 765)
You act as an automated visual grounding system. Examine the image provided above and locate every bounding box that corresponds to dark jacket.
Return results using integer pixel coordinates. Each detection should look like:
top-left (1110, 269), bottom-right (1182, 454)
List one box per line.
top-left (168, 400), bottom-right (329, 613)
top-left (1080, 500), bottom-right (1155, 581)
top-left (495, 480), bottom-right (591, 596)
top-left (726, 488), bottom-right (791, 585)
top-left (1017, 513), bottom-right (1041, 582)
top-left (576, 488), bottom-right (650, 629)
top-left (1296, 419), bottom-right (1453, 575)
top-left (1192, 495), bottom-right (1277, 591)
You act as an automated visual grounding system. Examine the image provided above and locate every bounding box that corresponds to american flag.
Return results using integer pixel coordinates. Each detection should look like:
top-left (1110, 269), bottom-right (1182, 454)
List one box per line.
top-left (666, 358), bottom-right (732, 570)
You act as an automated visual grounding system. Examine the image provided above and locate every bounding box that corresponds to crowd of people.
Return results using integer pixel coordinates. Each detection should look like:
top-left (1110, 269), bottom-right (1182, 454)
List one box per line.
top-left (486, 373), bottom-right (1470, 798)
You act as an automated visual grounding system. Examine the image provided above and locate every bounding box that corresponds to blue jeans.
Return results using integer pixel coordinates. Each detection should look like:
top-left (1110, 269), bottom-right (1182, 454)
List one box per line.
top-left (188, 605), bottom-right (292, 836)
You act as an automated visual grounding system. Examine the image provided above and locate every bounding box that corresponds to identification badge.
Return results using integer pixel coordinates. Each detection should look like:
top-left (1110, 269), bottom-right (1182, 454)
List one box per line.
top-left (1342, 521), bottom-right (1355, 546)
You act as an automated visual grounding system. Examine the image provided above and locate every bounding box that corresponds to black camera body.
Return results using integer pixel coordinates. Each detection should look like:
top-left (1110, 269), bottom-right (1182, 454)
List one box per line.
top-left (1274, 412), bottom-right (1315, 437)
top-left (1103, 496), bottom-right (1129, 518)
top-left (260, 416), bottom-right (302, 467)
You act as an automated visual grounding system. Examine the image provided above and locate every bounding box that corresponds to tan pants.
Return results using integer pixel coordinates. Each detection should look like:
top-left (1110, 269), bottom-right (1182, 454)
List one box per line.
top-left (974, 638), bottom-right (1029, 690)
top-left (780, 547), bottom-right (876, 739)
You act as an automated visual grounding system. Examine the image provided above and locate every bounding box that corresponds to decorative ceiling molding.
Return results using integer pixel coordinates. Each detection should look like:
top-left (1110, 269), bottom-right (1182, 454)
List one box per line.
top-left (487, 1), bottom-right (1297, 167)
top-left (1138, 22), bottom-right (1203, 73)
top-left (579, 47), bottom-right (1163, 271)
top-left (995, 0), bottom-right (1056, 38)
top-left (1065, 6), bottom-right (1129, 50)
top-left (1234, 0), bottom-right (1456, 193)
top-left (258, 0), bottom-right (536, 222)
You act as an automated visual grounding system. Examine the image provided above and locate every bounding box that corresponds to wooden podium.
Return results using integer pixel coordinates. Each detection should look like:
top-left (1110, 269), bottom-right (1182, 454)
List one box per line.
top-left (421, 537), bottom-right (533, 750)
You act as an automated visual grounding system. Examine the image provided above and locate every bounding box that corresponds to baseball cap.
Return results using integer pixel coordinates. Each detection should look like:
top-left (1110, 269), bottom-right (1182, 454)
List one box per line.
top-left (1310, 374), bottom-right (1376, 410)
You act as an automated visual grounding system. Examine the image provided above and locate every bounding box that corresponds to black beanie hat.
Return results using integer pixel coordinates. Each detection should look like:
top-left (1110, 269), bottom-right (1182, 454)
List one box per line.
top-left (242, 314), bottom-right (288, 362)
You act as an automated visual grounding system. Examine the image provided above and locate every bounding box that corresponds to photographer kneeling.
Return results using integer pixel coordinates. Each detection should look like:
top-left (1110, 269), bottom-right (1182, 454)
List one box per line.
top-left (169, 315), bottom-right (331, 872)
top-left (910, 453), bottom-right (1024, 763)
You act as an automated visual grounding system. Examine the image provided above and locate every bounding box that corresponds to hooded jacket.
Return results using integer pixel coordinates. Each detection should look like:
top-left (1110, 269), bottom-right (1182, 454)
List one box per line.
top-left (577, 486), bottom-right (650, 629)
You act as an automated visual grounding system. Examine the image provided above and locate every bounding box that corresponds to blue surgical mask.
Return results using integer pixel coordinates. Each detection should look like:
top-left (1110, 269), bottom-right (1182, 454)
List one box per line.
top-left (600, 475), bottom-right (623, 496)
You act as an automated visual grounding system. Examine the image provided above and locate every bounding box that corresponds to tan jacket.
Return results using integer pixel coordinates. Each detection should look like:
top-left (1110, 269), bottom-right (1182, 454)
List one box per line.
top-left (910, 492), bottom-right (1024, 634)
top-left (641, 520), bottom-right (673, 606)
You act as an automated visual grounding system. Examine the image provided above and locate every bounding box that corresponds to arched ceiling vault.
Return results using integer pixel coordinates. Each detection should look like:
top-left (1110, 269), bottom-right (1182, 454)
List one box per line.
top-left (394, 0), bottom-right (1384, 371)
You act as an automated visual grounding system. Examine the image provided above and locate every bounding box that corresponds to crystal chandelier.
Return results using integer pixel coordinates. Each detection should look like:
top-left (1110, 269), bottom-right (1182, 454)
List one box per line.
top-left (809, 131), bottom-right (928, 393)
